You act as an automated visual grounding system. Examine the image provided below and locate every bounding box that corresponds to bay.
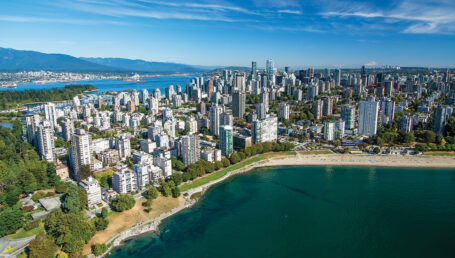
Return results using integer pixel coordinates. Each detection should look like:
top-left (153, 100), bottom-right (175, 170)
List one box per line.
top-left (0, 76), bottom-right (194, 94)
top-left (109, 166), bottom-right (455, 258)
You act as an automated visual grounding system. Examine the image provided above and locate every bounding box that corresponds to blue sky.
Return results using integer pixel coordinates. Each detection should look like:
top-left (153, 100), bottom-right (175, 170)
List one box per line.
top-left (0, 0), bottom-right (454, 68)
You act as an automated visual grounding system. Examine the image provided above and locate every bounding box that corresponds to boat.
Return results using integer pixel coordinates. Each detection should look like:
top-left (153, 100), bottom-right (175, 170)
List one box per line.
top-left (0, 83), bottom-right (17, 88)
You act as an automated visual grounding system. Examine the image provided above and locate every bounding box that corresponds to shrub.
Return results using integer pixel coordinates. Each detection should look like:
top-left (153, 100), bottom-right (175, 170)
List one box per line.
top-left (24, 220), bottom-right (39, 231)
top-left (92, 243), bottom-right (108, 256)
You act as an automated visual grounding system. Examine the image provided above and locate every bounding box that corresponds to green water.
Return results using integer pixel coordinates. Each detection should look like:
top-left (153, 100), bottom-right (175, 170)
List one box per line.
top-left (109, 166), bottom-right (455, 258)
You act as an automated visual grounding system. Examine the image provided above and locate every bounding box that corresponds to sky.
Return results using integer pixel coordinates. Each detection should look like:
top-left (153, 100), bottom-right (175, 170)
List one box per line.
top-left (0, 0), bottom-right (454, 68)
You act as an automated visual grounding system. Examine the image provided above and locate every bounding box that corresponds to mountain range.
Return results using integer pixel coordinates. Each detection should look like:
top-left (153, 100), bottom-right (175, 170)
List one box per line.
top-left (0, 47), bottom-right (215, 73)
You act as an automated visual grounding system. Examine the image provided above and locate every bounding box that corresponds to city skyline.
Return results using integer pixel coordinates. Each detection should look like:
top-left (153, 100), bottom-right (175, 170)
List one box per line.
top-left (1, 0), bottom-right (454, 68)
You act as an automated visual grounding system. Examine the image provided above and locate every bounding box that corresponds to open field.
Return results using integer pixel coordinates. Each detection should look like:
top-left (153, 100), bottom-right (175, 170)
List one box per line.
top-left (83, 196), bottom-right (181, 255)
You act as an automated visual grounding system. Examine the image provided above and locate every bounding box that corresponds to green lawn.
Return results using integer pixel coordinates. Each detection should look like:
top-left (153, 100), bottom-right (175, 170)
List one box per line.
top-left (9, 224), bottom-right (44, 239)
top-left (179, 156), bottom-right (267, 192)
top-left (424, 151), bottom-right (455, 156)
top-left (299, 150), bottom-right (333, 155)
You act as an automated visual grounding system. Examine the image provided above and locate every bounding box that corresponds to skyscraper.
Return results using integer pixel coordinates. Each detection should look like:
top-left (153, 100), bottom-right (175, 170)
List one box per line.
top-left (256, 103), bottom-right (267, 120)
top-left (219, 126), bottom-right (233, 157)
top-left (432, 106), bottom-right (447, 135)
top-left (209, 105), bottom-right (222, 136)
top-left (37, 121), bottom-right (55, 162)
top-left (61, 118), bottom-right (74, 142)
top-left (358, 99), bottom-right (380, 136)
top-left (312, 99), bottom-right (323, 121)
top-left (334, 68), bottom-right (341, 86)
top-left (266, 59), bottom-right (274, 81)
top-left (251, 61), bottom-right (257, 80)
top-left (232, 91), bottom-right (246, 118)
top-left (23, 114), bottom-right (40, 144)
top-left (44, 102), bottom-right (57, 129)
top-left (322, 97), bottom-right (333, 116)
top-left (71, 128), bottom-right (92, 181)
top-left (117, 134), bottom-right (131, 159)
top-left (252, 116), bottom-right (278, 144)
top-left (341, 105), bottom-right (356, 130)
top-left (181, 133), bottom-right (200, 165)
top-left (278, 103), bottom-right (290, 120)
top-left (324, 120), bottom-right (336, 141)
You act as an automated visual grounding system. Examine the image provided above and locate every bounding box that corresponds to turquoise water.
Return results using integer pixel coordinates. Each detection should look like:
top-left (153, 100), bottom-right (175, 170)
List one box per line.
top-left (0, 76), bottom-right (193, 94)
top-left (109, 166), bottom-right (455, 258)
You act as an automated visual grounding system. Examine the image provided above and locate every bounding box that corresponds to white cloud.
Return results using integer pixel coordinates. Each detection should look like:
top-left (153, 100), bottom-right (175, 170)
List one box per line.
top-left (365, 61), bottom-right (377, 66)
top-left (277, 10), bottom-right (302, 15)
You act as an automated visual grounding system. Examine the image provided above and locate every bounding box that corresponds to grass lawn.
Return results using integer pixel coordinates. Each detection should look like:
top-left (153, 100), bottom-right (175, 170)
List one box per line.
top-left (9, 224), bottom-right (44, 239)
top-left (179, 151), bottom-right (298, 192)
top-left (424, 151), bottom-right (455, 156)
top-left (299, 150), bottom-right (333, 155)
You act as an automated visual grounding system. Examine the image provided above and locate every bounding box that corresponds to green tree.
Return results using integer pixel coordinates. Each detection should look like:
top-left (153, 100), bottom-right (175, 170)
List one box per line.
top-left (111, 194), bottom-right (135, 212)
top-left (373, 147), bottom-right (381, 154)
top-left (221, 158), bottom-right (230, 167)
top-left (93, 217), bottom-right (109, 231)
top-left (171, 187), bottom-right (180, 198)
top-left (230, 153), bottom-right (241, 164)
top-left (57, 252), bottom-right (69, 258)
top-left (171, 157), bottom-right (186, 171)
top-left (62, 184), bottom-right (81, 213)
top-left (0, 208), bottom-right (24, 237)
top-left (92, 243), bottom-right (108, 256)
top-left (78, 165), bottom-right (92, 182)
top-left (101, 207), bottom-right (108, 219)
top-left (423, 130), bottom-right (436, 143)
top-left (28, 232), bottom-right (58, 258)
top-left (145, 186), bottom-right (159, 200)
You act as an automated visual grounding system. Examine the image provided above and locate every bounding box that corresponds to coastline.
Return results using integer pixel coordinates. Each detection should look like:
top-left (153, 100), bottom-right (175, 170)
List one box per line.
top-left (99, 153), bottom-right (455, 257)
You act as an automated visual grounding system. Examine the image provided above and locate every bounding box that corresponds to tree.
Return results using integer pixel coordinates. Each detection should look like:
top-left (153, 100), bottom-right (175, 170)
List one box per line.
top-left (214, 161), bottom-right (223, 170)
top-left (145, 186), bottom-right (159, 200)
top-left (93, 217), bottom-right (109, 231)
top-left (111, 194), bottom-right (135, 212)
top-left (101, 207), bottom-right (108, 219)
top-left (170, 173), bottom-right (183, 186)
top-left (62, 184), bottom-right (81, 213)
top-left (28, 232), bottom-right (58, 258)
top-left (55, 182), bottom-right (68, 194)
top-left (221, 158), bottom-right (230, 167)
top-left (92, 243), bottom-right (108, 256)
top-left (171, 157), bottom-right (186, 171)
top-left (162, 184), bottom-right (172, 197)
top-left (57, 252), bottom-right (69, 258)
top-left (79, 165), bottom-right (92, 182)
top-left (171, 187), bottom-right (180, 198)
top-left (230, 153), bottom-right (241, 164)
top-left (0, 208), bottom-right (24, 237)
top-left (44, 209), bottom-right (95, 253)
top-left (423, 130), bottom-right (436, 143)
top-left (373, 147), bottom-right (381, 154)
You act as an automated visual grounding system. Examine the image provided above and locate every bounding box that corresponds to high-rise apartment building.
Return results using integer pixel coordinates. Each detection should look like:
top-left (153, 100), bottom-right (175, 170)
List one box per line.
top-left (78, 176), bottom-right (102, 207)
top-left (71, 128), bottom-right (92, 181)
top-left (341, 105), bottom-right (356, 129)
top-left (44, 102), bottom-right (57, 129)
top-left (232, 91), bottom-right (246, 118)
top-left (181, 133), bottom-right (200, 165)
top-left (209, 105), bottom-right (222, 136)
top-left (358, 99), bottom-right (380, 136)
top-left (219, 125), bottom-right (233, 157)
top-left (61, 118), bottom-right (74, 142)
top-left (252, 116), bottom-right (278, 144)
top-left (278, 103), bottom-right (290, 120)
top-left (37, 121), bottom-right (55, 162)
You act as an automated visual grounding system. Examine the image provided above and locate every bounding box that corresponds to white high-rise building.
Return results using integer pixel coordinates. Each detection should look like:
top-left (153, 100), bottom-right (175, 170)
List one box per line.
top-left (256, 103), bottom-right (267, 120)
top-left (23, 114), bottom-right (41, 144)
top-left (44, 102), bottom-right (58, 129)
top-left (148, 97), bottom-right (159, 116)
top-left (79, 176), bottom-right (102, 207)
top-left (209, 105), bottom-right (222, 136)
top-left (116, 134), bottom-right (131, 159)
top-left (37, 120), bottom-right (55, 162)
top-left (181, 133), bottom-right (200, 165)
top-left (324, 120), bottom-right (336, 141)
top-left (142, 89), bottom-right (149, 103)
top-left (71, 128), bottom-right (92, 181)
top-left (61, 118), bottom-right (74, 142)
top-left (358, 99), bottom-right (380, 136)
top-left (252, 116), bottom-right (278, 144)
top-left (278, 103), bottom-right (290, 120)
top-left (112, 168), bottom-right (138, 194)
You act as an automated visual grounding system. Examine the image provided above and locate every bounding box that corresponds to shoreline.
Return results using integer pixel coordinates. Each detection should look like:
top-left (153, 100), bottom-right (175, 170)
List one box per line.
top-left (99, 153), bottom-right (455, 257)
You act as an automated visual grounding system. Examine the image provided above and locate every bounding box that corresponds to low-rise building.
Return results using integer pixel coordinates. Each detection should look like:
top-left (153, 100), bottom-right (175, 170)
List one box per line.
top-left (79, 176), bottom-right (102, 207)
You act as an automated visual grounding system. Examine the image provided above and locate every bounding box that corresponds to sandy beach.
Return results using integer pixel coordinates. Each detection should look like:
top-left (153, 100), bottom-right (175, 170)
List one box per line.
top-left (263, 152), bottom-right (455, 168)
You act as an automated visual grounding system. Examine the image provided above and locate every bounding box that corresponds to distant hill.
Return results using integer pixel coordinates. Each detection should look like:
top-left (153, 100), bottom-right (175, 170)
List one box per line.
top-left (209, 66), bottom-right (250, 73)
top-left (81, 57), bottom-right (207, 73)
top-left (0, 47), bottom-right (122, 72)
top-left (0, 47), bottom-right (211, 73)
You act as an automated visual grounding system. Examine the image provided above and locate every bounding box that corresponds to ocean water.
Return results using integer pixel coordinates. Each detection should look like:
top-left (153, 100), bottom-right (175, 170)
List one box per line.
top-left (109, 166), bottom-right (455, 258)
top-left (0, 76), bottom-right (193, 94)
